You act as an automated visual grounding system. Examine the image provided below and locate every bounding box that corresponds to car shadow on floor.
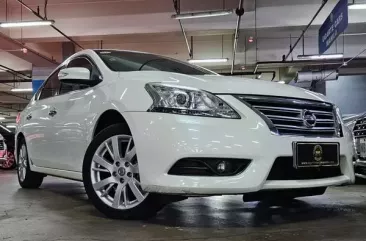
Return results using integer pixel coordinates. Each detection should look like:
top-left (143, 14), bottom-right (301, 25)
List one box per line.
top-left (11, 180), bottom-right (346, 228)
top-left (147, 198), bottom-right (341, 228)
top-left (12, 180), bottom-right (89, 205)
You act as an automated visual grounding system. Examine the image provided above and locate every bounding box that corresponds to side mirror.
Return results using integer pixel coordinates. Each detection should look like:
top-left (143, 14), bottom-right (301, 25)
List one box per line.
top-left (58, 67), bottom-right (92, 85)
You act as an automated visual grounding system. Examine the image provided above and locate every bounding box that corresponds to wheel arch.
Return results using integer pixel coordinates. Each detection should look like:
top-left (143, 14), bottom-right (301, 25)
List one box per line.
top-left (92, 109), bottom-right (131, 139)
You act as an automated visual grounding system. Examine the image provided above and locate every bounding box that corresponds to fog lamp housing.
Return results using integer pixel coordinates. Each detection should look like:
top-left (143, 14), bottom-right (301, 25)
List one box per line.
top-left (168, 158), bottom-right (251, 176)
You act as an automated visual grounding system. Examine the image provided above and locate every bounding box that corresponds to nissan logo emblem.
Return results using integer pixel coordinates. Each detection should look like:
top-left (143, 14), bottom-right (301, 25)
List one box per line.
top-left (302, 110), bottom-right (317, 128)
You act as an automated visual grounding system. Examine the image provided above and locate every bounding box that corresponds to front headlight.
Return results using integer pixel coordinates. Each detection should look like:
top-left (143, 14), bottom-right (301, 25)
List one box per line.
top-left (145, 83), bottom-right (240, 119)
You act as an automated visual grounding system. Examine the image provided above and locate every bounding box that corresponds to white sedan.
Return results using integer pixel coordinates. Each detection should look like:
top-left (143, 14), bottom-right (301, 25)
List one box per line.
top-left (15, 49), bottom-right (355, 219)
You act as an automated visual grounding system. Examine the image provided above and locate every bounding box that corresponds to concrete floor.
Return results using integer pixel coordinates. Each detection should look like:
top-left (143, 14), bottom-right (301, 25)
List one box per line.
top-left (1, 170), bottom-right (366, 241)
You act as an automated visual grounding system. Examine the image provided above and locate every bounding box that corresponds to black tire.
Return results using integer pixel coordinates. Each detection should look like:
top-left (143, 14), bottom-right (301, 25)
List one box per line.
top-left (17, 139), bottom-right (44, 189)
top-left (355, 176), bottom-right (366, 184)
top-left (83, 123), bottom-right (165, 219)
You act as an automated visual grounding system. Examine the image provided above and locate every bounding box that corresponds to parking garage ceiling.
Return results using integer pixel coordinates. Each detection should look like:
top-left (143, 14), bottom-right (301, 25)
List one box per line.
top-left (0, 0), bottom-right (365, 121)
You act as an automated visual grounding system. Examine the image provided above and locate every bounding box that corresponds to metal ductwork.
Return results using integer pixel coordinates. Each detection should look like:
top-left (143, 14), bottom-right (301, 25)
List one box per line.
top-left (295, 70), bottom-right (339, 83)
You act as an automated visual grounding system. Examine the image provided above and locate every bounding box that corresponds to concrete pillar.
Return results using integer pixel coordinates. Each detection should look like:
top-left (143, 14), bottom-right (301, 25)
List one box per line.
top-left (32, 67), bottom-right (54, 94)
top-left (313, 80), bottom-right (326, 95)
top-left (62, 42), bottom-right (75, 61)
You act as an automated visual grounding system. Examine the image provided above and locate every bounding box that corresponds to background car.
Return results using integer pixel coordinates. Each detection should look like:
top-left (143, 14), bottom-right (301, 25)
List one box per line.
top-left (344, 112), bottom-right (366, 180)
top-left (0, 132), bottom-right (15, 170)
top-left (15, 49), bottom-right (355, 219)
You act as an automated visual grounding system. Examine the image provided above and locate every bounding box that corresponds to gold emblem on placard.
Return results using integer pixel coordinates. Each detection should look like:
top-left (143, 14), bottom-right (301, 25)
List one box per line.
top-left (313, 145), bottom-right (323, 162)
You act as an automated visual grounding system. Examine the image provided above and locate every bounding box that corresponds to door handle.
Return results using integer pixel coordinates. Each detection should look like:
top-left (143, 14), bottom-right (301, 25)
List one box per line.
top-left (26, 114), bottom-right (32, 120)
top-left (49, 109), bottom-right (57, 117)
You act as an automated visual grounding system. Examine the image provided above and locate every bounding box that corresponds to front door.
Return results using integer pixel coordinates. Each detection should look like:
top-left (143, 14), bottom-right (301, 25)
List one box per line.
top-left (41, 56), bottom-right (101, 172)
top-left (43, 89), bottom-right (92, 172)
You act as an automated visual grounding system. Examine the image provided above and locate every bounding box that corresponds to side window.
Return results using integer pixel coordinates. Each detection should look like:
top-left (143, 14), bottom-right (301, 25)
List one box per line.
top-left (59, 57), bottom-right (98, 95)
top-left (38, 68), bottom-right (62, 100)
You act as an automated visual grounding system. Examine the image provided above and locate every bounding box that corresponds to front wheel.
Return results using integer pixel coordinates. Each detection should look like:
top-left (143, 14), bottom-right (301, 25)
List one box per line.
top-left (83, 124), bottom-right (164, 219)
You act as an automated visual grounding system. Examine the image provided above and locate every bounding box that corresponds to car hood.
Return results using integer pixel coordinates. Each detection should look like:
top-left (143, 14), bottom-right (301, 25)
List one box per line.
top-left (118, 71), bottom-right (329, 102)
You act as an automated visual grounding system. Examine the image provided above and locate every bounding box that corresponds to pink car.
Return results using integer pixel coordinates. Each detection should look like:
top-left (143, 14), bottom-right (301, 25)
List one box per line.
top-left (0, 134), bottom-right (15, 169)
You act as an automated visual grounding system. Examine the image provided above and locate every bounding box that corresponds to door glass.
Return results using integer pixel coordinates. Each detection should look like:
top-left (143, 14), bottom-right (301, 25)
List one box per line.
top-left (38, 69), bottom-right (62, 100)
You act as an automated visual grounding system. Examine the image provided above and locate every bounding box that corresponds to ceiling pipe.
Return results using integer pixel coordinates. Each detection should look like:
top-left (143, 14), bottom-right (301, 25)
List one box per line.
top-left (15, 0), bottom-right (84, 50)
top-left (0, 64), bottom-right (31, 80)
top-left (0, 79), bottom-right (32, 83)
top-left (231, 0), bottom-right (245, 74)
top-left (172, 0), bottom-right (192, 58)
top-left (342, 32), bottom-right (366, 36)
top-left (296, 70), bottom-right (339, 83)
top-left (222, 70), bottom-right (276, 81)
top-left (0, 104), bottom-right (22, 112)
top-left (0, 31), bottom-right (58, 66)
top-left (255, 60), bottom-right (343, 69)
top-left (0, 91), bottom-right (30, 101)
top-left (283, 0), bottom-right (328, 61)
top-left (179, 21), bottom-right (192, 58)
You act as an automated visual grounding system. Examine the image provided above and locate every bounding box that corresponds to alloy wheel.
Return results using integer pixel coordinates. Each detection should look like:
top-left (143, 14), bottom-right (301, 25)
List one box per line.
top-left (0, 151), bottom-right (15, 169)
top-left (90, 135), bottom-right (148, 210)
top-left (18, 145), bottom-right (28, 182)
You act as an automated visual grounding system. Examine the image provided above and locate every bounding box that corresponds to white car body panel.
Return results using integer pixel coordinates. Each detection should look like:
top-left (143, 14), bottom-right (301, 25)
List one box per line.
top-left (124, 111), bottom-right (354, 194)
top-left (16, 49), bottom-right (355, 196)
top-left (118, 71), bottom-right (328, 104)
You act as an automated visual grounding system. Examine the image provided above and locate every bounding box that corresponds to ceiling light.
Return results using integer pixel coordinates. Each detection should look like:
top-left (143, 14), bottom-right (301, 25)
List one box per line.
top-left (6, 125), bottom-right (16, 128)
top-left (297, 54), bottom-right (344, 60)
top-left (0, 20), bottom-right (55, 28)
top-left (172, 10), bottom-right (234, 20)
top-left (11, 88), bottom-right (33, 92)
top-left (278, 81), bottom-right (286, 84)
top-left (0, 125), bottom-right (11, 133)
top-left (0, 117), bottom-right (5, 120)
top-left (348, 3), bottom-right (366, 9)
top-left (188, 58), bottom-right (229, 64)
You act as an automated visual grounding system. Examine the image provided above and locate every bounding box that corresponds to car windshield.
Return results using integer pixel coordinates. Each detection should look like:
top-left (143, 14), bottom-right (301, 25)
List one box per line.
top-left (94, 50), bottom-right (216, 75)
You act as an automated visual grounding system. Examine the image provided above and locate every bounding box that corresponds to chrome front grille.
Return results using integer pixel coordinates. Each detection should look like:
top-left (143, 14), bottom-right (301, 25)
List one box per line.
top-left (353, 117), bottom-right (366, 139)
top-left (353, 117), bottom-right (366, 158)
top-left (0, 140), bottom-right (4, 150)
top-left (235, 95), bottom-right (340, 137)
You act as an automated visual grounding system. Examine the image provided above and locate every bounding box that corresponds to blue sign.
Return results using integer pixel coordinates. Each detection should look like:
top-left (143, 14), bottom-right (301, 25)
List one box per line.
top-left (319, 0), bottom-right (348, 54)
top-left (32, 80), bottom-right (44, 95)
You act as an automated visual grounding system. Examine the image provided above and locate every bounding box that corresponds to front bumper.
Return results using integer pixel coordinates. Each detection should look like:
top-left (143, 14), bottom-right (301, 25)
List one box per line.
top-left (124, 96), bottom-right (355, 195)
top-left (0, 152), bottom-right (7, 164)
